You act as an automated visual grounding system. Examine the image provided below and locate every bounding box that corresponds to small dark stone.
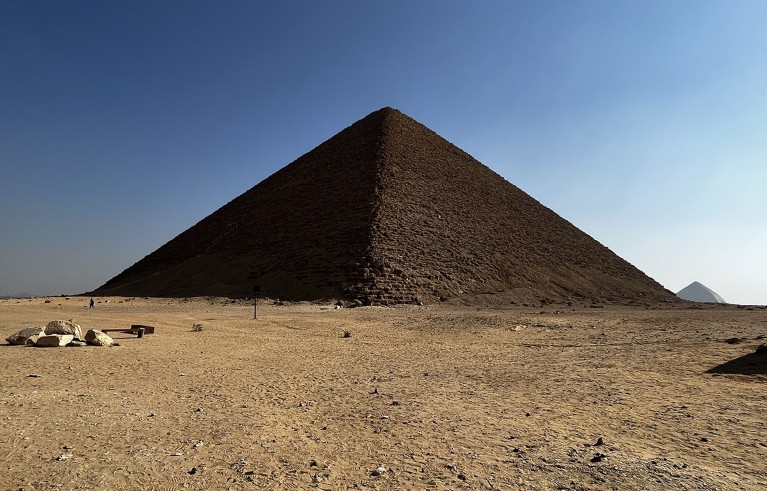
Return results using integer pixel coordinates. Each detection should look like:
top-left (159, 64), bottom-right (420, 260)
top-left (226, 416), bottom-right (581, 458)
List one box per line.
top-left (309, 459), bottom-right (318, 467)
top-left (700, 437), bottom-right (709, 442)
top-left (725, 337), bottom-right (742, 344)
top-left (595, 437), bottom-right (604, 446)
top-left (591, 453), bottom-right (607, 463)
top-left (187, 467), bottom-right (197, 475)
top-left (457, 473), bottom-right (467, 481)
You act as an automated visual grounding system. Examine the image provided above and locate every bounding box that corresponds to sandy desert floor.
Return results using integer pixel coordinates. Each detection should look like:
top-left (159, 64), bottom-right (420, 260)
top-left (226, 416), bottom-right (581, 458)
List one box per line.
top-left (1, 297), bottom-right (766, 490)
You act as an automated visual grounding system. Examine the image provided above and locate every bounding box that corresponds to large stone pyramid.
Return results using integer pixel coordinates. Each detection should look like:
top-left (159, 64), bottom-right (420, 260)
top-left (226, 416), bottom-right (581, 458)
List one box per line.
top-left (94, 107), bottom-right (674, 304)
top-left (676, 281), bottom-right (726, 303)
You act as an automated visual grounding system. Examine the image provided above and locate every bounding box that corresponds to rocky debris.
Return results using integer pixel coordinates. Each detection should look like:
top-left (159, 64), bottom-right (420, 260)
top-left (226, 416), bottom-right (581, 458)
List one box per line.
top-left (756, 344), bottom-right (767, 354)
top-left (6, 326), bottom-right (46, 345)
top-left (192, 323), bottom-right (204, 332)
top-left (370, 465), bottom-right (388, 477)
top-left (85, 329), bottom-right (114, 347)
top-left (595, 436), bottom-right (604, 446)
top-left (67, 340), bottom-right (87, 347)
top-left (35, 334), bottom-right (74, 347)
top-left (28, 373), bottom-right (43, 378)
top-left (725, 337), bottom-right (743, 344)
top-left (342, 330), bottom-right (352, 338)
top-left (46, 320), bottom-right (83, 341)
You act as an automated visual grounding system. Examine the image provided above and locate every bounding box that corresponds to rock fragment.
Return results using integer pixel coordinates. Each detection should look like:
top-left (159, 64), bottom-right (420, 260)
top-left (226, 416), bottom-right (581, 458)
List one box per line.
top-left (46, 320), bottom-right (83, 340)
top-left (85, 329), bottom-right (114, 347)
top-left (35, 334), bottom-right (74, 347)
top-left (591, 453), bottom-right (607, 463)
top-left (6, 326), bottom-right (46, 345)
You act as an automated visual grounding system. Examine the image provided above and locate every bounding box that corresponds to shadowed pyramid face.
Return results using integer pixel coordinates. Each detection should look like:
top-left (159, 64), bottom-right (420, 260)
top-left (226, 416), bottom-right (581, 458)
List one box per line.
top-left (95, 107), bottom-right (673, 305)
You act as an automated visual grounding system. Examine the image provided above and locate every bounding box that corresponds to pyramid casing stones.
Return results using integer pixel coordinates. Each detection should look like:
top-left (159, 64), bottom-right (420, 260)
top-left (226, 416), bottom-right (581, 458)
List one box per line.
top-left (94, 108), bottom-right (673, 304)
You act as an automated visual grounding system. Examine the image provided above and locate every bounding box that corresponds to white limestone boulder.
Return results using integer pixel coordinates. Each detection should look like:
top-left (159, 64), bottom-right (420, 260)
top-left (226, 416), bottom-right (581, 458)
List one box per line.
top-left (6, 326), bottom-right (46, 345)
top-left (46, 320), bottom-right (83, 340)
top-left (85, 329), bottom-right (113, 347)
top-left (35, 334), bottom-right (74, 347)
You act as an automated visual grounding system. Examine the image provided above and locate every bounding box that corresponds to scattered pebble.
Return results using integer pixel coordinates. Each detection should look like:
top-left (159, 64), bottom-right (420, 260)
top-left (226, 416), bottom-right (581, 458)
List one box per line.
top-left (370, 465), bottom-right (388, 477)
top-left (28, 374), bottom-right (42, 378)
top-left (55, 454), bottom-right (72, 461)
top-left (169, 452), bottom-right (184, 457)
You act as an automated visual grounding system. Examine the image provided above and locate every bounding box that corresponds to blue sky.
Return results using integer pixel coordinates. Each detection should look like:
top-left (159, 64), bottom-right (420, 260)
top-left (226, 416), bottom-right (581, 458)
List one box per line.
top-left (1, 1), bottom-right (765, 304)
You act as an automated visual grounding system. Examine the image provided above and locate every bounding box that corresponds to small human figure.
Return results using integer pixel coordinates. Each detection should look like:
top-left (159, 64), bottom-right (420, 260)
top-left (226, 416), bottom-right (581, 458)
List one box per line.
top-left (89, 297), bottom-right (94, 309)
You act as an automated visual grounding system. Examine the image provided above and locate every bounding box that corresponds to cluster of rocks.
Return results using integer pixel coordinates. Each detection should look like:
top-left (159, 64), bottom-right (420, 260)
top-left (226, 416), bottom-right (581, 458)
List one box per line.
top-left (5, 320), bottom-right (114, 347)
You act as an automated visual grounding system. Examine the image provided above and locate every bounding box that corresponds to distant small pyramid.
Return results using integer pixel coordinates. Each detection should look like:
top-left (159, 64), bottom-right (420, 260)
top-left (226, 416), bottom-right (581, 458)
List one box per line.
top-left (676, 282), bottom-right (726, 303)
top-left (94, 107), bottom-right (674, 304)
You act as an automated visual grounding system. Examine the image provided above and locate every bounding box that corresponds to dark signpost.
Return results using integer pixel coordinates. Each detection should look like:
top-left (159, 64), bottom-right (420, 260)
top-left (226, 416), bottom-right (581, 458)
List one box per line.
top-left (253, 285), bottom-right (261, 319)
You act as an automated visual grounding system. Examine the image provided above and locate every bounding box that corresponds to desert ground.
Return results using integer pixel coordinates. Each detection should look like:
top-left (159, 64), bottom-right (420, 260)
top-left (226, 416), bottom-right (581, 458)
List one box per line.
top-left (1, 296), bottom-right (765, 490)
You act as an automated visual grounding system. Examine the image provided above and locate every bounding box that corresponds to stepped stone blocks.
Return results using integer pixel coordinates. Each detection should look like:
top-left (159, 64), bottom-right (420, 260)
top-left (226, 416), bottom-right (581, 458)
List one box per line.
top-left (94, 107), bottom-right (674, 304)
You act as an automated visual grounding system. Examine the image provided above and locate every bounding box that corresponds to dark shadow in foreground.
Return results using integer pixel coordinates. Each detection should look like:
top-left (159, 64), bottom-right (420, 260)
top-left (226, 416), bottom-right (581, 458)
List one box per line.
top-left (707, 352), bottom-right (767, 375)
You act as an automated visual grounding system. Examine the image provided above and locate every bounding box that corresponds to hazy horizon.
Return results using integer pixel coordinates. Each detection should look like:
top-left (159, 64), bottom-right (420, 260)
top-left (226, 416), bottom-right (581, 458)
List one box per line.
top-left (2, 1), bottom-right (765, 304)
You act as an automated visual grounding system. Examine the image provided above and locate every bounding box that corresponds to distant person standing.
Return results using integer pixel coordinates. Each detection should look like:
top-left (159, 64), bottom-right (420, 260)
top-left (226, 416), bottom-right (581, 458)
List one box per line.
top-left (89, 297), bottom-right (94, 309)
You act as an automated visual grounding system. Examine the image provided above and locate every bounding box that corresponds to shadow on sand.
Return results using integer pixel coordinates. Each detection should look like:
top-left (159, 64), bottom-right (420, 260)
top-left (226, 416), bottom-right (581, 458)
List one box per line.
top-left (707, 351), bottom-right (767, 375)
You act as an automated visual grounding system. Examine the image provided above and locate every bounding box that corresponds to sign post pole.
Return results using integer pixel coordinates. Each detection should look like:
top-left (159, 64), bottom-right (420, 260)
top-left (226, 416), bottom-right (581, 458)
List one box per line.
top-left (253, 285), bottom-right (260, 320)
